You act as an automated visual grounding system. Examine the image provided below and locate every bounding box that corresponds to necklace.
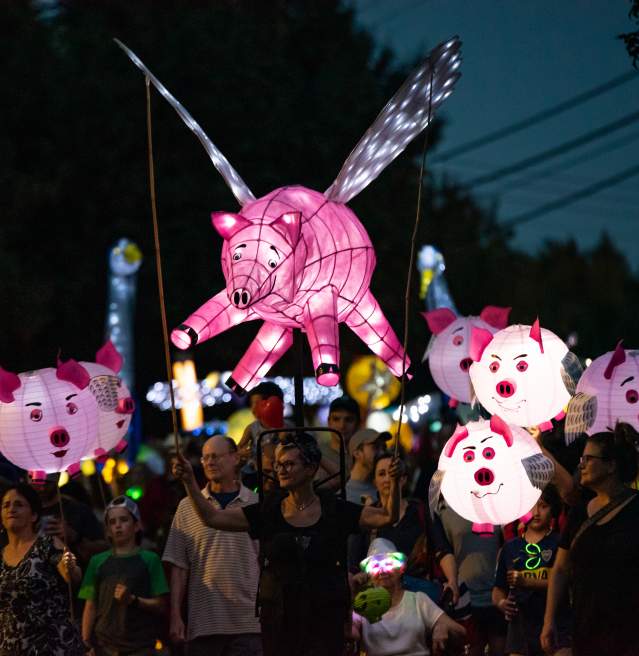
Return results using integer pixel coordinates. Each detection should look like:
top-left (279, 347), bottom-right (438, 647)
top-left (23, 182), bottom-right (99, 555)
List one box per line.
top-left (292, 495), bottom-right (318, 512)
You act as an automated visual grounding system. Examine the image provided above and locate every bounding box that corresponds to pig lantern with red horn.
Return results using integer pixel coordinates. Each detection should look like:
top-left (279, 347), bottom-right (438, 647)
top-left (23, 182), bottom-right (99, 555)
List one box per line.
top-left (565, 342), bottom-right (639, 443)
top-left (429, 416), bottom-right (554, 532)
top-left (468, 320), bottom-right (582, 431)
top-left (115, 37), bottom-right (463, 395)
top-left (423, 306), bottom-right (510, 407)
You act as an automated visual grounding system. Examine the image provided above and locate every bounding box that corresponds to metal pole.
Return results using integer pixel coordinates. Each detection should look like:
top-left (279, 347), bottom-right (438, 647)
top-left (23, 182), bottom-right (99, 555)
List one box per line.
top-left (293, 328), bottom-right (305, 427)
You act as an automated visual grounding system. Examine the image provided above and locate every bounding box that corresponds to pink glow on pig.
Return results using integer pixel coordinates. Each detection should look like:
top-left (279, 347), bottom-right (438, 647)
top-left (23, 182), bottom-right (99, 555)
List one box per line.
top-left (565, 343), bottom-right (639, 442)
top-left (0, 365), bottom-right (98, 477)
top-left (423, 306), bottom-right (510, 405)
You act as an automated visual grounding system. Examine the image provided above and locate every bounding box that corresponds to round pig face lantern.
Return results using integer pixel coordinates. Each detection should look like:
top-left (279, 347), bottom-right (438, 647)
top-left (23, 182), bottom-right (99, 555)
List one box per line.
top-left (565, 342), bottom-right (639, 443)
top-left (429, 416), bottom-right (554, 531)
top-left (468, 320), bottom-right (582, 431)
top-left (0, 361), bottom-right (99, 483)
top-left (423, 306), bottom-right (511, 407)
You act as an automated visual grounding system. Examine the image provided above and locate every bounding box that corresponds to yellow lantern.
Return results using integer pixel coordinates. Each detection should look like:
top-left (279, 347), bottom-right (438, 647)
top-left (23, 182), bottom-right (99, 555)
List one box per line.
top-left (346, 356), bottom-right (401, 411)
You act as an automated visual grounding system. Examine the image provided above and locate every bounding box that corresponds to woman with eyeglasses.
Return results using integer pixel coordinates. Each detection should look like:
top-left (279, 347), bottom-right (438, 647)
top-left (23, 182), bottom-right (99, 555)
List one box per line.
top-left (540, 422), bottom-right (639, 656)
top-left (172, 432), bottom-right (402, 656)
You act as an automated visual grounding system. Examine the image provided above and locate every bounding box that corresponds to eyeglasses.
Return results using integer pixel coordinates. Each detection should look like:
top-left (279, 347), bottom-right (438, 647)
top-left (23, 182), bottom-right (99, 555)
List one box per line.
top-left (201, 453), bottom-right (232, 463)
top-left (579, 454), bottom-right (610, 466)
top-left (274, 460), bottom-right (299, 473)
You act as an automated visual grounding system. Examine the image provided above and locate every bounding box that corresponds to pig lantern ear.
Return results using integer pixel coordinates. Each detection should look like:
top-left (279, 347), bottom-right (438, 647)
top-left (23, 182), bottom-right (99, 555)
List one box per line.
top-left (489, 414), bottom-right (513, 447)
top-left (603, 340), bottom-right (626, 380)
top-left (529, 318), bottom-right (544, 354)
top-left (470, 327), bottom-right (494, 362)
top-left (422, 308), bottom-right (457, 335)
top-left (443, 424), bottom-right (469, 457)
top-left (271, 211), bottom-right (301, 245)
top-left (56, 359), bottom-right (90, 390)
top-left (96, 340), bottom-right (123, 373)
top-left (211, 212), bottom-right (252, 240)
top-left (479, 305), bottom-right (511, 329)
top-left (0, 367), bottom-right (21, 403)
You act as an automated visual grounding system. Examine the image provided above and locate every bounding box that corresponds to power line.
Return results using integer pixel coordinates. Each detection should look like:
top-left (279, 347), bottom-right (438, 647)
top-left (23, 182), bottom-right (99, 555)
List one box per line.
top-left (501, 163), bottom-right (639, 229)
top-left (464, 109), bottom-right (639, 188)
top-left (432, 70), bottom-right (637, 162)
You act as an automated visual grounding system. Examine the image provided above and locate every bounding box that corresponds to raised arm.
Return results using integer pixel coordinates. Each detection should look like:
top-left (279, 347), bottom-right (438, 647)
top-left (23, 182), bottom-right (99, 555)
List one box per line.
top-left (540, 547), bottom-right (571, 653)
top-left (172, 453), bottom-right (249, 532)
top-left (359, 458), bottom-right (401, 529)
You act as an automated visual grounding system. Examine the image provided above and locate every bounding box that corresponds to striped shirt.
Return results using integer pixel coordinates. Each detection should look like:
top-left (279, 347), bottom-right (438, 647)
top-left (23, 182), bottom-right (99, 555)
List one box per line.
top-left (162, 485), bottom-right (261, 639)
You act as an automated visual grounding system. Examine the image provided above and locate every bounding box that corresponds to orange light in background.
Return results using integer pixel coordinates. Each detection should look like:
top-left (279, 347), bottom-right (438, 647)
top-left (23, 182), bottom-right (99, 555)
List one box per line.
top-left (173, 360), bottom-right (203, 432)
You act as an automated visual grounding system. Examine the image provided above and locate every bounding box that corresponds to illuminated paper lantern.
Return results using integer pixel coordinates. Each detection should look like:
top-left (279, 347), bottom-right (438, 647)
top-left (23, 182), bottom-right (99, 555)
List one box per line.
top-left (116, 37), bottom-right (463, 394)
top-left (429, 416), bottom-right (554, 530)
top-left (468, 320), bottom-right (582, 430)
top-left (423, 306), bottom-right (510, 407)
top-left (173, 359), bottom-right (203, 433)
top-left (0, 361), bottom-right (99, 483)
top-left (565, 342), bottom-right (639, 443)
top-left (80, 341), bottom-right (135, 460)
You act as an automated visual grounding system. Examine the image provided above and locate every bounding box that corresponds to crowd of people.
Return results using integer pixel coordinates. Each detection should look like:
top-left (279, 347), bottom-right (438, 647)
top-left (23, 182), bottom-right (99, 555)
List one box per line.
top-left (0, 384), bottom-right (638, 656)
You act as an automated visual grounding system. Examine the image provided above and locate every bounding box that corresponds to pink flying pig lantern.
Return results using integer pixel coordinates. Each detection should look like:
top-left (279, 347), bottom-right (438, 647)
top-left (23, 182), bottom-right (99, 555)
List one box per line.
top-left (116, 37), bottom-right (463, 394)
top-left (429, 416), bottom-right (554, 533)
top-left (565, 342), bottom-right (639, 443)
top-left (468, 320), bottom-right (582, 431)
top-left (423, 306), bottom-right (510, 407)
top-left (0, 361), bottom-right (99, 484)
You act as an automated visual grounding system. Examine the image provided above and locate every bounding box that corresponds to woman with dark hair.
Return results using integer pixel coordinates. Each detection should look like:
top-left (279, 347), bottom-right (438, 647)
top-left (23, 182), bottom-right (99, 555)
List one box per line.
top-left (0, 483), bottom-right (84, 655)
top-left (173, 432), bottom-right (402, 656)
top-left (541, 423), bottom-right (639, 656)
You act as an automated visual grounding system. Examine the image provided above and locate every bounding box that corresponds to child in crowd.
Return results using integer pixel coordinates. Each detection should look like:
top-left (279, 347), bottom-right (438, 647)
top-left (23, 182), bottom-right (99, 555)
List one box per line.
top-left (492, 485), bottom-right (571, 656)
top-left (79, 496), bottom-right (169, 656)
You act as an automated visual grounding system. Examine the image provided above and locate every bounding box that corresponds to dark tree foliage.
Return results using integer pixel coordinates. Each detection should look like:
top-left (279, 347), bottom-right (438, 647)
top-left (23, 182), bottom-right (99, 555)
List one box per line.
top-left (619, 0), bottom-right (639, 67)
top-left (1, 1), bottom-right (638, 435)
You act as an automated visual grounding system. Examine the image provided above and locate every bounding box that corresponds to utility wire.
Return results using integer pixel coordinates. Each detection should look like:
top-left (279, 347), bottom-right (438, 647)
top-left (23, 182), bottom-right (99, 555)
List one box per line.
top-left (433, 70), bottom-right (637, 162)
top-left (464, 109), bottom-right (639, 188)
top-left (502, 163), bottom-right (639, 229)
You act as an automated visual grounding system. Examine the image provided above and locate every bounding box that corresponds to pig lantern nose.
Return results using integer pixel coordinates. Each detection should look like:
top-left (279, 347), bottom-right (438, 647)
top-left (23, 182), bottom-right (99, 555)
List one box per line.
top-left (116, 398), bottom-right (135, 415)
top-left (231, 288), bottom-right (251, 308)
top-left (496, 380), bottom-right (516, 398)
top-left (49, 427), bottom-right (70, 448)
top-left (459, 358), bottom-right (473, 372)
top-left (474, 468), bottom-right (494, 486)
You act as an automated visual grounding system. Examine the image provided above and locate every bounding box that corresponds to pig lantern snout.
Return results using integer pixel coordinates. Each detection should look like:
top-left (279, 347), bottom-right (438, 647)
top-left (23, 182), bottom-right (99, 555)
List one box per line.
top-left (496, 380), bottom-right (516, 398)
top-left (231, 288), bottom-right (252, 309)
top-left (49, 426), bottom-right (70, 448)
top-left (116, 398), bottom-right (135, 415)
top-left (474, 468), bottom-right (494, 486)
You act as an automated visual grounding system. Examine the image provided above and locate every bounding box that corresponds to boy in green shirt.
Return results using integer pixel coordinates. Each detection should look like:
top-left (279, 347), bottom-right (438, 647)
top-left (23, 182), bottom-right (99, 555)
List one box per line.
top-left (79, 496), bottom-right (168, 656)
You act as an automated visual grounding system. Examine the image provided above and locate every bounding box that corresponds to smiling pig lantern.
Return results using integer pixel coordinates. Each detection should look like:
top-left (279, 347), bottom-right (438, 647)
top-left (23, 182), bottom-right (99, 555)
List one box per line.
top-left (429, 416), bottom-right (554, 532)
top-left (468, 320), bottom-right (582, 431)
top-left (423, 306), bottom-right (510, 407)
top-left (116, 37), bottom-right (463, 394)
top-left (565, 342), bottom-right (639, 443)
top-left (0, 361), bottom-right (99, 483)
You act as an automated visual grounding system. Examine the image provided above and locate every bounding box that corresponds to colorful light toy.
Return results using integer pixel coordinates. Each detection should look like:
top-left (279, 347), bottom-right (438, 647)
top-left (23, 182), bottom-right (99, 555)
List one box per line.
top-left (565, 342), bottom-right (639, 443)
top-left (0, 361), bottom-right (99, 483)
top-left (468, 320), bottom-right (582, 430)
top-left (116, 37), bottom-right (463, 394)
top-left (423, 306), bottom-right (510, 407)
top-left (429, 416), bottom-right (554, 532)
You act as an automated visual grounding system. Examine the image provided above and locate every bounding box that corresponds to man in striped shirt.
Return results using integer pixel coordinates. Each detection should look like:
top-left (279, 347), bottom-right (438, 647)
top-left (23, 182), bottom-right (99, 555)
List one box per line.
top-left (163, 435), bottom-right (262, 655)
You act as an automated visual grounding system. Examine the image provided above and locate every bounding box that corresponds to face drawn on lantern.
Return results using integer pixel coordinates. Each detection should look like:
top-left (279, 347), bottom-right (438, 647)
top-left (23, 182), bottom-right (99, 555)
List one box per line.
top-left (429, 417), bottom-right (554, 528)
top-left (423, 306), bottom-right (511, 406)
top-left (468, 320), bottom-right (582, 430)
top-left (115, 37), bottom-right (463, 394)
top-left (0, 361), bottom-right (99, 483)
top-left (565, 343), bottom-right (639, 443)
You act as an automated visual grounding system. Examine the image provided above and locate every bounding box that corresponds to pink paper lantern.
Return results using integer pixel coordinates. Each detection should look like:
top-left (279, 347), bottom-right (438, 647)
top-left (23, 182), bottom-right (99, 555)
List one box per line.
top-left (116, 37), bottom-right (463, 394)
top-left (80, 341), bottom-right (135, 460)
top-left (429, 416), bottom-right (554, 530)
top-left (0, 361), bottom-right (99, 483)
top-left (423, 306), bottom-right (510, 406)
top-left (565, 342), bottom-right (639, 443)
top-left (468, 320), bottom-right (582, 430)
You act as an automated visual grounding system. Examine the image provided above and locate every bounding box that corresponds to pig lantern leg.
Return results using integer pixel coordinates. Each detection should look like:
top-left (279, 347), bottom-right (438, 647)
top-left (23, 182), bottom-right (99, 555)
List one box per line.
top-left (226, 323), bottom-right (294, 395)
top-left (346, 290), bottom-right (411, 378)
top-left (304, 286), bottom-right (340, 386)
top-left (171, 288), bottom-right (258, 350)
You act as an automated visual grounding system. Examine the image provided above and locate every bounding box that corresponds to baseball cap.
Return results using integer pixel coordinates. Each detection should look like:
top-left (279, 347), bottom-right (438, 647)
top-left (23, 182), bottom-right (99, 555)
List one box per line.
top-left (348, 428), bottom-right (389, 456)
top-left (104, 495), bottom-right (141, 523)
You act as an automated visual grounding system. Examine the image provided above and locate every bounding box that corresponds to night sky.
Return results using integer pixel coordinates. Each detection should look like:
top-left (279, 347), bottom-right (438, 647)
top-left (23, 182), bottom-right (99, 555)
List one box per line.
top-left (355, 0), bottom-right (639, 265)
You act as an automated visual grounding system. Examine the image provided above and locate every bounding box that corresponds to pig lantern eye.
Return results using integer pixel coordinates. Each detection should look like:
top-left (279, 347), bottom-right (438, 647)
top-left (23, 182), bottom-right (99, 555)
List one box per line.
top-left (30, 408), bottom-right (43, 422)
top-left (66, 402), bottom-right (78, 415)
top-left (452, 335), bottom-right (464, 346)
top-left (232, 252), bottom-right (242, 261)
top-left (626, 389), bottom-right (638, 404)
top-left (516, 360), bottom-right (528, 372)
top-left (482, 447), bottom-right (495, 459)
top-left (268, 259), bottom-right (277, 269)
top-left (463, 451), bottom-right (475, 463)
top-left (489, 361), bottom-right (500, 373)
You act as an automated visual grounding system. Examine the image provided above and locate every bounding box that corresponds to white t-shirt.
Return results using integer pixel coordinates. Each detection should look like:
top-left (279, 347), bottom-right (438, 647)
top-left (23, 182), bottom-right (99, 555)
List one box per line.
top-left (360, 590), bottom-right (444, 656)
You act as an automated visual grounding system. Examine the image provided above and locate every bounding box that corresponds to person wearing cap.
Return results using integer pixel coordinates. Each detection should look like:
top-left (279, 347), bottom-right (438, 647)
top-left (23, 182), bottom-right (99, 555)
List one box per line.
top-left (353, 538), bottom-right (466, 655)
top-left (79, 496), bottom-right (169, 656)
top-left (345, 428), bottom-right (386, 504)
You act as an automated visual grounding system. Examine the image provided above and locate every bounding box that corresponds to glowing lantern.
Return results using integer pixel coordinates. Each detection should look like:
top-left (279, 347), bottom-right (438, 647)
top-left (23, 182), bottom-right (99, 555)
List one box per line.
top-left (226, 408), bottom-right (255, 443)
top-left (346, 356), bottom-right (401, 411)
top-left (468, 320), bottom-right (582, 430)
top-left (565, 342), bottom-right (639, 442)
top-left (429, 416), bottom-right (554, 531)
top-left (116, 37), bottom-right (463, 394)
top-left (0, 360), bottom-right (99, 483)
top-left (423, 306), bottom-right (511, 407)
top-left (173, 359), bottom-right (203, 432)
